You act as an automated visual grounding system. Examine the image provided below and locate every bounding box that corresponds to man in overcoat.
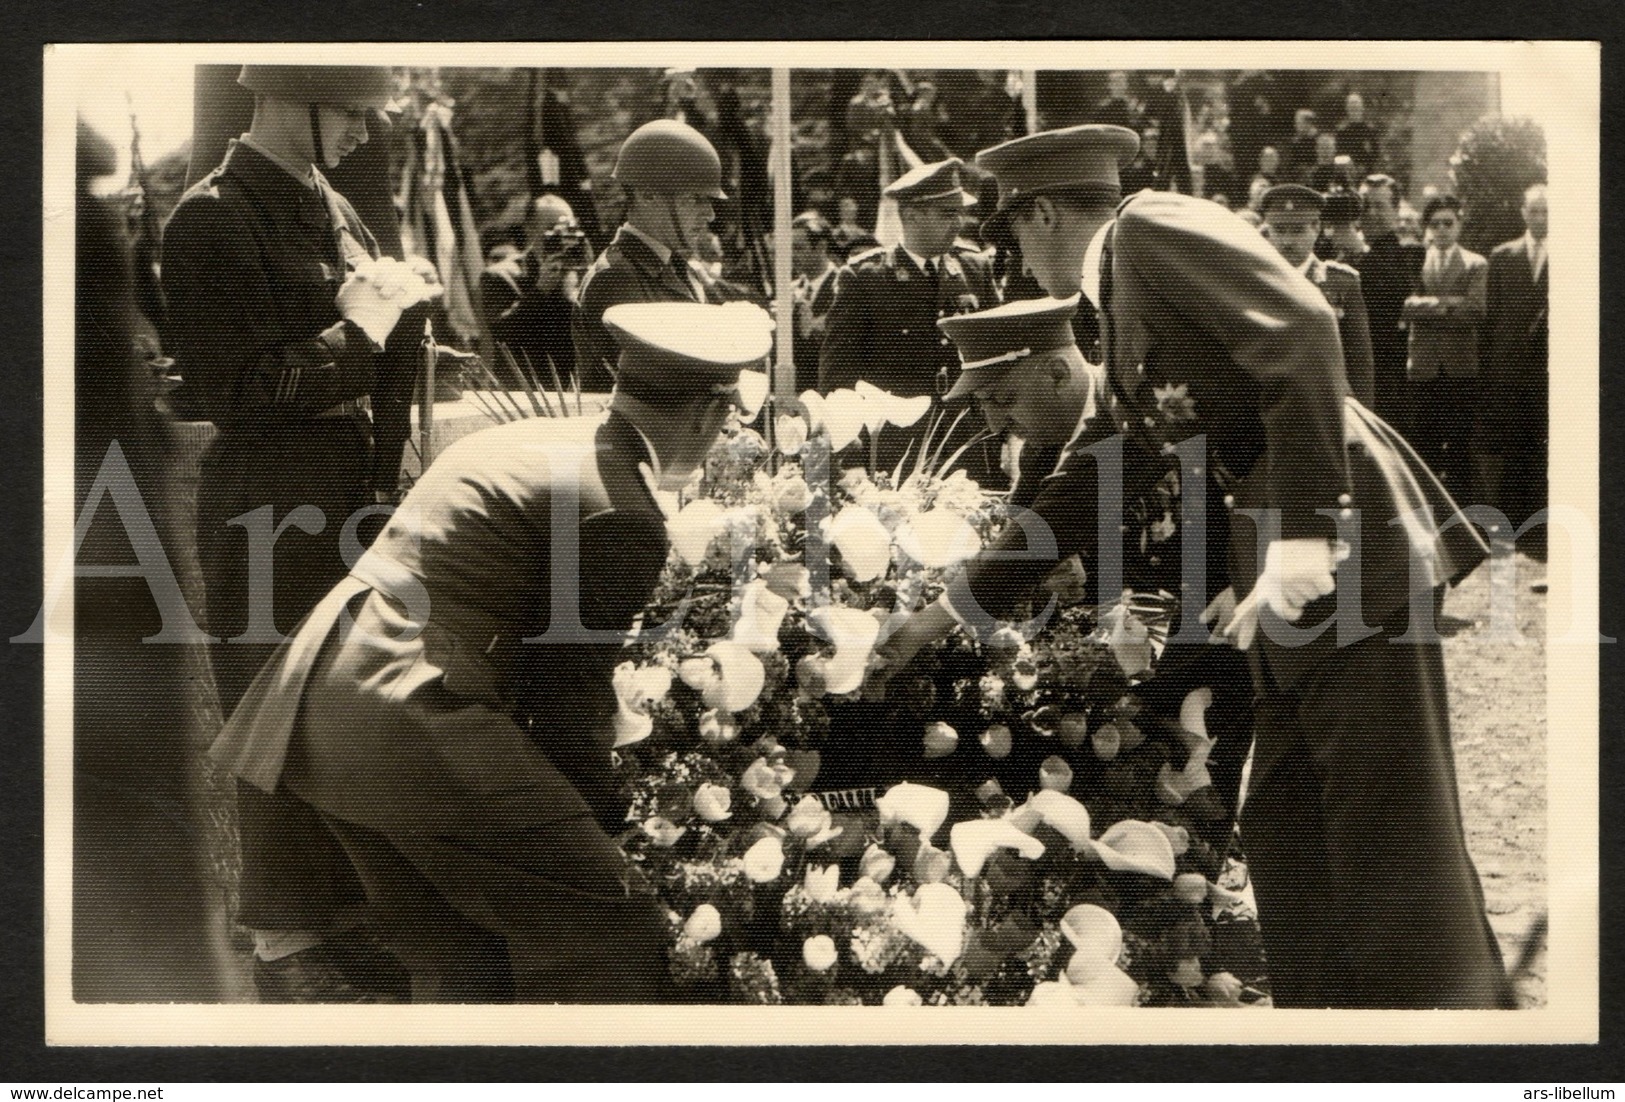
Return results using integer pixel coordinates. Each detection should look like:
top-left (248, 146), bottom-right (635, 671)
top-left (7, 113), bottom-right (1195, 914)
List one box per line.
top-left (880, 124), bottom-right (1509, 1009)
top-left (211, 301), bottom-right (776, 1002)
top-left (818, 158), bottom-right (1002, 482)
top-left (571, 119), bottom-right (730, 392)
top-left (161, 64), bottom-right (439, 1001)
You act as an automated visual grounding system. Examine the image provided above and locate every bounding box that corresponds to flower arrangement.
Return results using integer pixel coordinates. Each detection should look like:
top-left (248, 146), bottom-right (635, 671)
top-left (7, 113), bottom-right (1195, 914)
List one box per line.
top-left (610, 387), bottom-right (1269, 1007)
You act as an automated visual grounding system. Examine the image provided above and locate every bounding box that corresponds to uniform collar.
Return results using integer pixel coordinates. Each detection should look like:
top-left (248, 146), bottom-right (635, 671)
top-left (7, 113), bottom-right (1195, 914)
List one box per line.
top-left (1295, 253), bottom-right (1318, 279)
top-left (621, 221), bottom-right (675, 265)
top-left (219, 140), bottom-right (334, 233)
top-left (236, 134), bottom-right (319, 192)
top-left (901, 245), bottom-right (944, 276)
top-left (1080, 220), bottom-right (1113, 309)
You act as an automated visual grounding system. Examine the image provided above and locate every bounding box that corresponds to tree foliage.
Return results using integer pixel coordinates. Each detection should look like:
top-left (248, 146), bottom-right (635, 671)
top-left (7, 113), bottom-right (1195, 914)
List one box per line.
top-left (1450, 115), bottom-right (1546, 254)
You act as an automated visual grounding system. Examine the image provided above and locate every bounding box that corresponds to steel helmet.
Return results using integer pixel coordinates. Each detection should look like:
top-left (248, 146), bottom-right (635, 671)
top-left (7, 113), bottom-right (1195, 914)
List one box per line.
top-left (612, 119), bottom-right (727, 201)
top-left (238, 65), bottom-right (400, 115)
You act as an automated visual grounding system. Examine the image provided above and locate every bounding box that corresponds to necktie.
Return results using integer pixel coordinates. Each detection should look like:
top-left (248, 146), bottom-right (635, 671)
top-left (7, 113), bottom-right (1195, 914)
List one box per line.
top-left (924, 257), bottom-right (939, 283)
top-left (671, 253), bottom-right (698, 301)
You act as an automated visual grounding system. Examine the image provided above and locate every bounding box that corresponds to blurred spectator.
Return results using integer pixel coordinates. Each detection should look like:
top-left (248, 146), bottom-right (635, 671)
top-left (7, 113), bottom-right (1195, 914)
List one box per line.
top-left (1473, 183), bottom-right (1548, 554)
top-left (1250, 145), bottom-right (1282, 199)
top-left (903, 80), bottom-right (953, 162)
top-left (1394, 201), bottom-right (1424, 247)
top-left (1357, 174), bottom-right (1426, 433)
top-left (1286, 108), bottom-right (1321, 182)
top-left (1337, 91), bottom-right (1380, 178)
top-left (1091, 70), bottom-right (1139, 129)
top-left (481, 193), bottom-right (590, 385)
top-left (1402, 194), bottom-right (1487, 494)
top-left (789, 210), bottom-right (840, 393)
top-left (1320, 187), bottom-right (1369, 265)
top-left (1120, 127), bottom-right (1168, 194)
top-left (1192, 130), bottom-right (1240, 207)
top-left (1139, 71), bottom-right (1192, 194)
top-left (832, 195), bottom-right (878, 260)
top-left (1228, 74), bottom-right (1288, 188)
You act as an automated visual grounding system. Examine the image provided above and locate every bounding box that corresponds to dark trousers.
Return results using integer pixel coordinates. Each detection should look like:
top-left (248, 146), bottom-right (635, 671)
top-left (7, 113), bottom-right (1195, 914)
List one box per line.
top-left (1241, 604), bottom-right (1514, 1009)
top-left (317, 813), bottom-right (679, 1004)
top-left (198, 420), bottom-right (373, 931)
top-left (1409, 375), bottom-right (1478, 500)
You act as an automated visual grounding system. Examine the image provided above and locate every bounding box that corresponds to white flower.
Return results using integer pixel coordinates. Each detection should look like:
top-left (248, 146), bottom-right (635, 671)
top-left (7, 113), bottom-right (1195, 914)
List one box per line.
top-left (1010, 650), bottom-right (1039, 691)
top-left (802, 934), bottom-right (839, 973)
top-left (642, 817), bottom-right (686, 848)
top-left (785, 794), bottom-right (834, 839)
top-left (696, 708), bottom-right (739, 747)
top-left (773, 476), bottom-right (812, 516)
top-left (890, 882), bottom-right (968, 966)
top-left (684, 904), bottom-right (723, 944)
top-left (611, 662), bottom-right (672, 748)
top-left (823, 388), bottom-right (869, 451)
top-left (667, 499), bottom-right (729, 568)
top-left (853, 380), bottom-right (931, 430)
top-left (1059, 903), bottom-right (1124, 967)
top-left (1071, 965), bottom-right (1141, 1006)
top-left (847, 876), bottom-right (888, 915)
top-left (740, 756), bottom-right (792, 801)
top-left (883, 985), bottom-right (923, 1007)
top-left (913, 843), bottom-right (953, 884)
top-left (826, 506), bottom-right (892, 582)
top-left (1180, 686), bottom-right (1215, 742)
top-left (803, 863), bottom-right (841, 904)
top-left (775, 413), bottom-right (809, 456)
top-left (922, 721), bottom-right (959, 759)
top-left (693, 782), bottom-right (733, 823)
top-left (1026, 981), bottom-right (1078, 1008)
top-left (732, 579), bottom-right (790, 653)
top-left (860, 844), bottom-right (896, 884)
top-left (1103, 603), bottom-right (1155, 678)
top-left (874, 782), bottom-right (951, 842)
top-left (1092, 820), bottom-right (1177, 880)
top-left (1156, 758), bottom-right (1212, 806)
top-left (894, 509), bottom-right (983, 569)
top-left (760, 561), bottom-right (812, 602)
top-left (806, 605), bottom-right (883, 695)
top-left (679, 641), bottom-right (766, 713)
top-left (742, 835), bottom-right (786, 882)
top-left (1173, 872), bottom-right (1209, 905)
top-left (949, 818), bottom-right (1045, 878)
top-left (1010, 789), bottom-right (1093, 852)
top-left (797, 389), bottom-right (827, 436)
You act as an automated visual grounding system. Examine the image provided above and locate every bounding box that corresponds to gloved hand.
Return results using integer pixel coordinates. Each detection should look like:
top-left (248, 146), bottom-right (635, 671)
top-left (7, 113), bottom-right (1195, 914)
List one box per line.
top-left (336, 257), bottom-right (443, 346)
top-left (1220, 539), bottom-right (1349, 650)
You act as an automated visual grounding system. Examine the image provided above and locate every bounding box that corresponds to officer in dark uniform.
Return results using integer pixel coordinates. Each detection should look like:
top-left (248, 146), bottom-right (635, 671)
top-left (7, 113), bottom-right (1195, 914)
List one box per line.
top-left (571, 119), bottom-right (729, 392)
top-left (818, 158), bottom-right (1001, 482)
top-left (481, 193), bottom-right (589, 384)
top-left (948, 124), bottom-right (1505, 1009)
top-left (1261, 184), bottom-right (1376, 406)
top-left (161, 64), bottom-right (440, 1001)
top-left (211, 301), bottom-right (775, 1002)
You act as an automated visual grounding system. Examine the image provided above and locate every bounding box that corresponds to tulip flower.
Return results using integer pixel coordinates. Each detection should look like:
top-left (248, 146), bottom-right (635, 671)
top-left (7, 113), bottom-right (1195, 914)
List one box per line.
top-left (823, 388), bottom-right (870, 451)
top-left (891, 882), bottom-right (968, 965)
top-left (826, 505), bottom-right (892, 583)
top-left (732, 579), bottom-right (790, 653)
top-left (807, 605), bottom-right (884, 696)
top-left (875, 782), bottom-right (950, 841)
top-left (894, 510), bottom-right (983, 570)
top-left (803, 863), bottom-right (842, 904)
top-left (1093, 820), bottom-right (1177, 880)
top-left (1103, 603), bottom-right (1155, 678)
top-left (679, 641), bottom-right (766, 713)
top-left (610, 662), bottom-right (672, 747)
top-left (803, 934), bottom-right (838, 972)
top-left (1039, 755), bottom-right (1074, 793)
top-left (642, 817), bottom-right (686, 848)
top-left (860, 844), bottom-right (897, 885)
top-left (761, 560), bottom-right (812, 602)
top-left (949, 818), bottom-right (1046, 878)
top-left (1056, 713), bottom-right (1088, 749)
top-left (773, 476), bottom-right (812, 516)
top-left (922, 721), bottom-right (959, 759)
top-left (693, 782), bottom-right (733, 823)
top-left (786, 794), bottom-right (834, 839)
top-left (847, 876), bottom-right (888, 915)
top-left (979, 724), bottom-right (1013, 760)
top-left (1091, 721), bottom-right (1122, 761)
top-left (797, 389), bottom-right (827, 437)
top-left (775, 413), bottom-right (809, 457)
top-left (1012, 789), bottom-right (1093, 851)
top-left (1169, 956), bottom-right (1205, 989)
top-left (740, 757), bottom-right (790, 801)
top-left (913, 843), bottom-right (953, 884)
top-left (696, 708), bottom-right (739, 748)
top-left (1172, 872), bottom-right (1209, 905)
top-left (667, 499), bottom-right (729, 567)
top-left (742, 835), bottom-right (786, 882)
top-left (684, 904), bottom-right (723, 944)
top-left (883, 985), bottom-right (922, 1007)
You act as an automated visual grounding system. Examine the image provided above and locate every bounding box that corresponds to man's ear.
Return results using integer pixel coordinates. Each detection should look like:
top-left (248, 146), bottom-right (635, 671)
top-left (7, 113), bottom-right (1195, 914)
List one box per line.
top-left (1028, 196), bottom-right (1059, 231)
top-left (1049, 355), bottom-right (1073, 391)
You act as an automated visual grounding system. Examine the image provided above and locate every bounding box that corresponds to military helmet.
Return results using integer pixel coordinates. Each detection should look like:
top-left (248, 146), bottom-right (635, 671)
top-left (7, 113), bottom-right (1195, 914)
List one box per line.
top-left (238, 65), bottom-right (400, 114)
top-left (613, 119), bottom-right (728, 201)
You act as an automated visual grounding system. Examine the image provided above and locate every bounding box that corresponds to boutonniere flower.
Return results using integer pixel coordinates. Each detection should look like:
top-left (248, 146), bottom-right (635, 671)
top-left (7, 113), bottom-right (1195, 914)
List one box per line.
top-left (955, 293), bottom-right (979, 314)
top-left (875, 782), bottom-right (951, 842)
top-left (949, 817), bottom-right (1045, 878)
top-left (679, 641), bottom-right (766, 713)
top-left (611, 662), bottom-right (672, 747)
top-left (1153, 382), bottom-right (1198, 423)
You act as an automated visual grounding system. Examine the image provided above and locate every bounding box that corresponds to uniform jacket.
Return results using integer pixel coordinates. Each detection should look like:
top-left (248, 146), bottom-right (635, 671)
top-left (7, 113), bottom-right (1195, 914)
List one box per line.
top-left (947, 191), bottom-right (1485, 690)
top-left (210, 411), bottom-right (671, 836)
top-left (1404, 244), bottom-right (1488, 381)
top-left (1482, 234), bottom-right (1549, 383)
top-left (1305, 255), bottom-right (1375, 406)
top-left (481, 251), bottom-right (577, 383)
top-left (572, 225), bottom-right (708, 393)
top-left (161, 140), bottom-right (382, 434)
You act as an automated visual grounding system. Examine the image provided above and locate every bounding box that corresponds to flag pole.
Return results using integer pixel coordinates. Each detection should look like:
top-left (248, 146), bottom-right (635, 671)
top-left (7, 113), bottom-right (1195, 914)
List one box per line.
top-left (770, 67), bottom-right (795, 406)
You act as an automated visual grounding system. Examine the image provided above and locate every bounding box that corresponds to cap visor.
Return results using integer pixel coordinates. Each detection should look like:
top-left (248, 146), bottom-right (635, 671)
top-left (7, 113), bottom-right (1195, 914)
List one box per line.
top-left (942, 368), bottom-right (998, 402)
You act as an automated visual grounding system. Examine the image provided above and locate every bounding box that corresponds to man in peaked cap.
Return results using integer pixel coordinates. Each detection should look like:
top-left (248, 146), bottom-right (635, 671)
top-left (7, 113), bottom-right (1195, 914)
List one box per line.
top-left (210, 301), bottom-right (773, 1002)
top-left (161, 64), bottom-right (437, 1003)
top-left (571, 119), bottom-right (730, 392)
top-left (949, 123), bottom-right (1507, 1008)
top-left (1261, 184), bottom-right (1375, 405)
top-left (819, 158), bottom-right (1001, 482)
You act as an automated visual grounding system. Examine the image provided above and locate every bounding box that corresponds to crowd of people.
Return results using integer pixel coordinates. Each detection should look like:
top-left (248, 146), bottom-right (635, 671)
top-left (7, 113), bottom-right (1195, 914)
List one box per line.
top-left (76, 64), bottom-right (1546, 1009)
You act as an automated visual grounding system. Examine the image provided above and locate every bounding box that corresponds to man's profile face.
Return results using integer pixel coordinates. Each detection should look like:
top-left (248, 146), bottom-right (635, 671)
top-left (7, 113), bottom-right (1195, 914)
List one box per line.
top-left (317, 105), bottom-right (370, 169)
top-left (1265, 214), bottom-right (1319, 268)
top-left (790, 228), bottom-right (824, 278)
top-left (973, 351), bottom-right (1085, 444)
top-left (1010, 203), bottom-right (1082, 299)
top-left (900, 201), bottom-right (961, 258)
top-left (641, 191), bottom-right (716, 251)
top-left (1522, 187), bottom-right (1549, 241)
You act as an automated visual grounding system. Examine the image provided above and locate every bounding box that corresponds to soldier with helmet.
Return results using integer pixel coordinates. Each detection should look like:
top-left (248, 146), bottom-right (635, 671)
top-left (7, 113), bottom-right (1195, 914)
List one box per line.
top-left (160, 64), bottom-right (441, 1002)
top-left (571, 119), bottom-right (730, 392)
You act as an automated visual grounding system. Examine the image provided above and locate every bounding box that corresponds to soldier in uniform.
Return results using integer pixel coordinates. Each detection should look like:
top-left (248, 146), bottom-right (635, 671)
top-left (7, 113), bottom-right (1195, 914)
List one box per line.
top-left (160, 64), bottom-right (441, 1002)
top-left (571, 119), bottom-right (729, 392)
top-left (1261, 184), bottom-right (1375, 406)
top-left (211, 301), bottom-right (776, 1002)
top-left (481, 193), bottom-right (590, 384)
top-left (818, 158), bottom-right (1001, 482)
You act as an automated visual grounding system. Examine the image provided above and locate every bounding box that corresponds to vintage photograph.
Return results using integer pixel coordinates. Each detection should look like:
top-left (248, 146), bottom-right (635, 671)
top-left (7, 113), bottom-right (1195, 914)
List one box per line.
top-left (41, 41), bottom-right (1598, 1045)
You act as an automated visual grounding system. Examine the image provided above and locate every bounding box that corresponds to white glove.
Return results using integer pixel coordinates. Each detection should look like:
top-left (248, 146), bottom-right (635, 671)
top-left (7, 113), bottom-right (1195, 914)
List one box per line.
top-left (1222, 539), bottom-right (1348, 650)
top-left (336, 257), bottom-right (443, 346)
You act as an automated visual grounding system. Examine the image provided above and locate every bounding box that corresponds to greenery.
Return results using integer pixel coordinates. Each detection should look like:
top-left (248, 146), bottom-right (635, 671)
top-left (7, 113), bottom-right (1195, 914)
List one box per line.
top-left (1450, 115), bottom-right (1547, 255)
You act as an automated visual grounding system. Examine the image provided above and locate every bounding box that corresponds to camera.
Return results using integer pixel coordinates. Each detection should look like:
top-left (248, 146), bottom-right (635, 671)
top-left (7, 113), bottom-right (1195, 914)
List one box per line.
top-left (539, 221), bottom-right (590, 269)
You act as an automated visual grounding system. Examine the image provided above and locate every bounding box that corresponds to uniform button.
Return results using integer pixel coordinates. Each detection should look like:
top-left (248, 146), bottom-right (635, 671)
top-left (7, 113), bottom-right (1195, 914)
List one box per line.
top-left (1339, 507), bottom-right (1354, 521)
top-left (941, 337), bottom-right (950, 346)
top-left (1144, 416), bottom-right (1156, 428)
top-left (1223, 494), bottom-right (1236, 509)
top-left (900, 328), bottom-right (909, 335)
top-left (1338, 493), bottom-right (1353, 507)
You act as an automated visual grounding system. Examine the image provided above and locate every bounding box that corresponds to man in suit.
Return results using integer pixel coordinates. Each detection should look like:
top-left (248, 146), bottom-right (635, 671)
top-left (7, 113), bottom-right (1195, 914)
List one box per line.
top-left (162, 64), bottom-right (440, 1002)
top-left (211, 301), bottom-right (775, 1002)
top-left (1356, 174), bottom-right (1425, 435)
top-left (1404, 194), bottom-right (1489, 496)
top-left (481, 193), bottom-right (590, 385)
top-left (819, 158), bottom-right (1001, 481)
top-left (1261, 184), bottom-right (1375, 406)
top-left (572, 119), bottom-right (728, 392)
top-left (880, 124), bottom-right (1508, 1008)
top-left (789, 210), bottom-right (840, 395)
top-left (1474, 183), bottom-right (1549, 553)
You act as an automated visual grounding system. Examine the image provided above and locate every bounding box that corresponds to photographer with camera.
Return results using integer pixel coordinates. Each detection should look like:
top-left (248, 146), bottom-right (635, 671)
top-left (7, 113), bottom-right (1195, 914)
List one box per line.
top-left (481, 193), bottom-right (592, 384)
